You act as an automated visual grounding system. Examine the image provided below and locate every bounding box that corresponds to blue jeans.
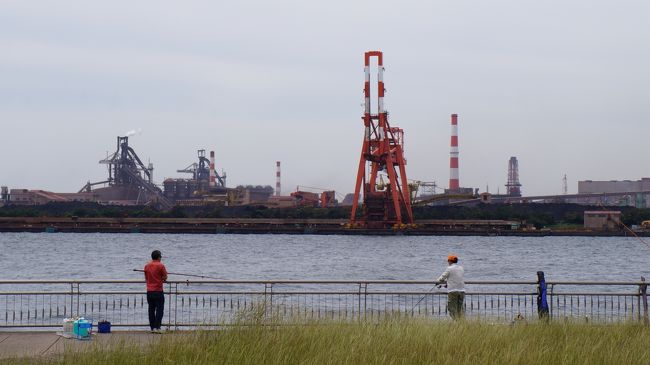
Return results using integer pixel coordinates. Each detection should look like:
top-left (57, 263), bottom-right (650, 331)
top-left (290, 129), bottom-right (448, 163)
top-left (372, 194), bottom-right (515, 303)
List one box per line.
top-left (147, 291), bottom-right (165, 330)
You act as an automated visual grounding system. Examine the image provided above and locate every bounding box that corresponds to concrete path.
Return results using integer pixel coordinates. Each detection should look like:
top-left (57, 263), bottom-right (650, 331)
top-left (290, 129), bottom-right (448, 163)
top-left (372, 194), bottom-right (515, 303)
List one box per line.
top-left (0, 331), bottom-right (169, 360)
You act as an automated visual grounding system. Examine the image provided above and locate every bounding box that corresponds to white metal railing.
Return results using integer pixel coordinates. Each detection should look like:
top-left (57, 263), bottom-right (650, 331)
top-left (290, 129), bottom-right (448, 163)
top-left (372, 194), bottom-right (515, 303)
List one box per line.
top-left (0, 280), bottom-right (647, 328)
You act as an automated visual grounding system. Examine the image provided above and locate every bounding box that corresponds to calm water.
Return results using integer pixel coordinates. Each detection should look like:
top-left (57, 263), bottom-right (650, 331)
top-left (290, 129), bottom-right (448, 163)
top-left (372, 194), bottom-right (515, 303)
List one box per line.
top-left (1, 233), bottom-right (650, 282)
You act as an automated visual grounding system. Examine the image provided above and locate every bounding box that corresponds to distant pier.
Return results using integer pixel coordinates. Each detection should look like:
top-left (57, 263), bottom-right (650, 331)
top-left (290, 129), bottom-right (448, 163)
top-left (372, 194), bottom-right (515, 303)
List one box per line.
top-left (0, 217), bottom-right (643, 236)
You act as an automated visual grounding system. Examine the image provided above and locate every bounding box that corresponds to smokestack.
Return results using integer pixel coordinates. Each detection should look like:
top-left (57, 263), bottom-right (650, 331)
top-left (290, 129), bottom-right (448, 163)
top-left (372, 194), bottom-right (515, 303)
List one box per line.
top-left (275, 161), bottom-right (281, 196)
top-left (449, 114), bottom-right (459, 191)
top-left (209, 151), bottom-right (216, 187)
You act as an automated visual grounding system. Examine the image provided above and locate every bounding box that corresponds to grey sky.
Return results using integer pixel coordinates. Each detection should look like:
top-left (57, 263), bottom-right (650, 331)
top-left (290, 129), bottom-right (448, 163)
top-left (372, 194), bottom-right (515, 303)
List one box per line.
top-left (1, 1), bottom-right (649, 197)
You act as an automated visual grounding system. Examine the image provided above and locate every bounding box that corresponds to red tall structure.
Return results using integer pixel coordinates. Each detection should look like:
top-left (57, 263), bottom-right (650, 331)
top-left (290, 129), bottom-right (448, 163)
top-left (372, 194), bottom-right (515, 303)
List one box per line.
top-left (449, 114), bottom-right (460, 191)
top-left (350, 51), bottom-right (413, 228)
top-left (275, 161), bottom-right (281, 196)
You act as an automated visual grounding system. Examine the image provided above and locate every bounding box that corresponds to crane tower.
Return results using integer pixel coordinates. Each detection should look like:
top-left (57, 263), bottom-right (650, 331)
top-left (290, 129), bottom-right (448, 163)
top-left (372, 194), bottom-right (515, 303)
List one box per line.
top-left (350, 51), bottom-right (413, 228)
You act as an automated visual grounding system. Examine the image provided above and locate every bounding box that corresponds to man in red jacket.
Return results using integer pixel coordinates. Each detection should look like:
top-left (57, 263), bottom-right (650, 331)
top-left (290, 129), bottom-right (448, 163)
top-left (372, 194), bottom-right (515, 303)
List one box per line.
top-left (144, 250), bottom-right (168, 333)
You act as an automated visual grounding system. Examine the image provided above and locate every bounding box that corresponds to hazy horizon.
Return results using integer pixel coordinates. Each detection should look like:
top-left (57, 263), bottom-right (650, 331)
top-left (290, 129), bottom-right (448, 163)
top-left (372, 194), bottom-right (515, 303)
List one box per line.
top-left (2, 1), bottom-right (649, 197)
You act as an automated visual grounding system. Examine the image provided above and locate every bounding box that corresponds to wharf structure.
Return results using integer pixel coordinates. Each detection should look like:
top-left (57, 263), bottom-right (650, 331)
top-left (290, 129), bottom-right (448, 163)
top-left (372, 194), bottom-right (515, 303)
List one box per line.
top-left (0, 216), bottom-right (531, 235)
top-left (0, 215), bottom-right (644, 236)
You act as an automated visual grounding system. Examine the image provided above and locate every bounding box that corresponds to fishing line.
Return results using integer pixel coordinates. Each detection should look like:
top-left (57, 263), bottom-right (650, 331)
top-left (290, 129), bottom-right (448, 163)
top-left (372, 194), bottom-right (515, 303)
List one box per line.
top-left (133, 269), bottom-right (298, 290)
top-left (133, 269), bottom-right (224, 280)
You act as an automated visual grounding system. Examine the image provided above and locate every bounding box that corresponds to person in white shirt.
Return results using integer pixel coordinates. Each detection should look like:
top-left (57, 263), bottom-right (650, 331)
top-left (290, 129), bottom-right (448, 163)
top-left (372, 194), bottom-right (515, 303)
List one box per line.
top-left (436, 255), bottom-right (465, 320)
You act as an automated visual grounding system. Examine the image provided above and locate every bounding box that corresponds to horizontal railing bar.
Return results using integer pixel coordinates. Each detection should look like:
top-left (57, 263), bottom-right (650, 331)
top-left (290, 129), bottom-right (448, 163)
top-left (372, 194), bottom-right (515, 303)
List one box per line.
top-left (0, 324), bottom-right (151, 328)
top-left (544, 281), bottom-right (647, 286)
top-left (0, 280), bottom-right (646, 285)
top-left (0, 291), bottom-right (638, 296)
top-left (0, 323), bottom-right (349, 329)
top-left (3, 323), bottom-right (390, 329)
top-left (0, 292), bottom-right (77, 295)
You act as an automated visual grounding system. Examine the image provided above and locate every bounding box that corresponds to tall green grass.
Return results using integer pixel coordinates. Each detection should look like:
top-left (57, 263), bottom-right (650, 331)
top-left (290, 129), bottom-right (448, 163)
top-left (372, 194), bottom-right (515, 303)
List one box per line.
top-left (8, 319), bottom-right (650, 364)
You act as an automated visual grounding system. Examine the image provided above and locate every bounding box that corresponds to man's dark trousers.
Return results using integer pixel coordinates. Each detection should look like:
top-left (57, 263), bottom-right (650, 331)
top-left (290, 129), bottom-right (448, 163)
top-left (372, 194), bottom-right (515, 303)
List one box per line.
top-left (147, 291), bottom-right (165, 330)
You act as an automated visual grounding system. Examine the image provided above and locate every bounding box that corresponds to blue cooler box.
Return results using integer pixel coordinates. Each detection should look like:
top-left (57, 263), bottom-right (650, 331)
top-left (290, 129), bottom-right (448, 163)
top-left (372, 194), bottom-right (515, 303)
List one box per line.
top-left (73, 318), bottom-right (92, 339)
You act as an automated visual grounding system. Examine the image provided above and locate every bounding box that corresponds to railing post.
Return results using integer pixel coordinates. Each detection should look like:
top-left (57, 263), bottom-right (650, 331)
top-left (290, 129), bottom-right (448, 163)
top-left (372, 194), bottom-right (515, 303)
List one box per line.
top-left (69, 283), bottom-right (74, 318)
top-left (174, 282), bottom-right (179, 329)
top-left (363, 283), bottom-right (368, 319)
top-left (69, 282), bottom-right (81, 318)
top-left (76, 282), bottom-right (81, 318)
top-left (270, 283), bottom-right (274, 317)
top-left (640, 276), bottom-right (648, 325)
top-left (166, 282), bottom-right (176, 330)
top-left (264, 283), bottom-right (273, 321)
top-left (536, 271), bottom-right (549, 322)
top-left (357, 283), bottom-right (364, 320)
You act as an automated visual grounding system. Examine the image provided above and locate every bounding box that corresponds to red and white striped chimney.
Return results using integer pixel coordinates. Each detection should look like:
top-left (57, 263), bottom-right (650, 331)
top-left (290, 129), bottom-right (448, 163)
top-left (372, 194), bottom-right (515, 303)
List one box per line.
top-left (209, 151), bottom-right (216, 187)
top-left (275, 161), bottom-right (281, 196)
top-left (449, 114), bottom-right (459, 191)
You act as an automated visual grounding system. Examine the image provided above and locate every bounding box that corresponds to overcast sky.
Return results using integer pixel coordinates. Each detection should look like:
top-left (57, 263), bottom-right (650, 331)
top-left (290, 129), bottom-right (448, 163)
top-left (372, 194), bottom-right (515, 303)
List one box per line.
top-left (1, 1), bottom-right (649, 197)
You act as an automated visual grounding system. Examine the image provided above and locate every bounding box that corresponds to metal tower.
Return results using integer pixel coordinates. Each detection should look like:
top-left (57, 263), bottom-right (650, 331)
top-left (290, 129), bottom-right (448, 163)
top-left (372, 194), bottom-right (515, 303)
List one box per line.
top-left (563, 174), bottom-right (568, 195)
top-left (350, 51), bottom-right (413, 228)
top-left (505, 156), bottom-right (522, 197)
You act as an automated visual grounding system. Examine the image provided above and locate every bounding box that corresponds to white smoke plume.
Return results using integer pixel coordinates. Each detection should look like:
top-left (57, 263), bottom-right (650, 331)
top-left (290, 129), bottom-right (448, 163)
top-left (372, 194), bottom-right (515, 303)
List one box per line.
top-left (125, 128), bottom-right (142, 137)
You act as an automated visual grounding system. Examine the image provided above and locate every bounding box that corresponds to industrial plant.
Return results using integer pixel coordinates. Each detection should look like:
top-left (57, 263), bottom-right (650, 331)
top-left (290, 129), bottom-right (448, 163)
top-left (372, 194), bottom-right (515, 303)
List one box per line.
top-left (2, 50), bottom-right (650, 231)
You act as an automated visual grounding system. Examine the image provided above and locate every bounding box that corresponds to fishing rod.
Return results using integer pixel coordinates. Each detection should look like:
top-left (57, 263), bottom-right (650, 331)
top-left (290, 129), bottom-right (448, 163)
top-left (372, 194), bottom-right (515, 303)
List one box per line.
top-left (410, 283), bottom-right (443, 314)
top-left (594, 202), bottom-right (650, 251)
top-left (618, 221), bottom-right (650, 251)
top-left (133, 269), bottom-right (224, 280)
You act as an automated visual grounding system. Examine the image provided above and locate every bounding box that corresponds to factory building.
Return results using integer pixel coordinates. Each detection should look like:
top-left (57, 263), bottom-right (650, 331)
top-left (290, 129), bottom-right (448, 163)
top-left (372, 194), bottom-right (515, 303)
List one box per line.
top-left (584, 211), bottom-right (621, 230)
top-left (0, 186), bottom-right (8, 207)
top-left (6, 190), bottom-right (95, 205)
top-left (578, 178), bottom-right (650, 194)
top-left (235, 185), bottom-right (274, 205)
top-left (575, 178), bottom-right (650, 208)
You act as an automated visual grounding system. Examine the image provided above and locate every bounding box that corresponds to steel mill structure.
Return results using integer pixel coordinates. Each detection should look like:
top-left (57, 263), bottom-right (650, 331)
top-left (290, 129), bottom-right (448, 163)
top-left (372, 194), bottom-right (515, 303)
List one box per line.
top-left (163, 149), bottom-right (230, 205)
top-left (505, 156), bottom-right (522, 197)
top-left (350, 51), bottom-right (413, 228)
top-left (79, 136), bottom-right (173, 209)
top-left (449, 114), bottom-right (460, 192)
top-left (175, 149), bottom-right (226, 188)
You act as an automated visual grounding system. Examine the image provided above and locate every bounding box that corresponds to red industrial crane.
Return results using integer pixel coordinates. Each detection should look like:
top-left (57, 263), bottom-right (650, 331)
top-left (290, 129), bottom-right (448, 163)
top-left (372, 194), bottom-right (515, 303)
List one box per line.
top-left (350, 51), bottom-right (414, 228)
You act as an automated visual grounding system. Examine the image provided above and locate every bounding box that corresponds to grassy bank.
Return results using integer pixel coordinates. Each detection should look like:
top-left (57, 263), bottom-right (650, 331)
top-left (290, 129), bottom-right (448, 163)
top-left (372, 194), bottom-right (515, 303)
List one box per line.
top-left (8, 319), bottom-right (650, 365)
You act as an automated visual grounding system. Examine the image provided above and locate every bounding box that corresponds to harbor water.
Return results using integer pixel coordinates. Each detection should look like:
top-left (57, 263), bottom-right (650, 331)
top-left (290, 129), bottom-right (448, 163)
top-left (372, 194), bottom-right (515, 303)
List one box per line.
top-left (1, 233), bottom-right (649, 282)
